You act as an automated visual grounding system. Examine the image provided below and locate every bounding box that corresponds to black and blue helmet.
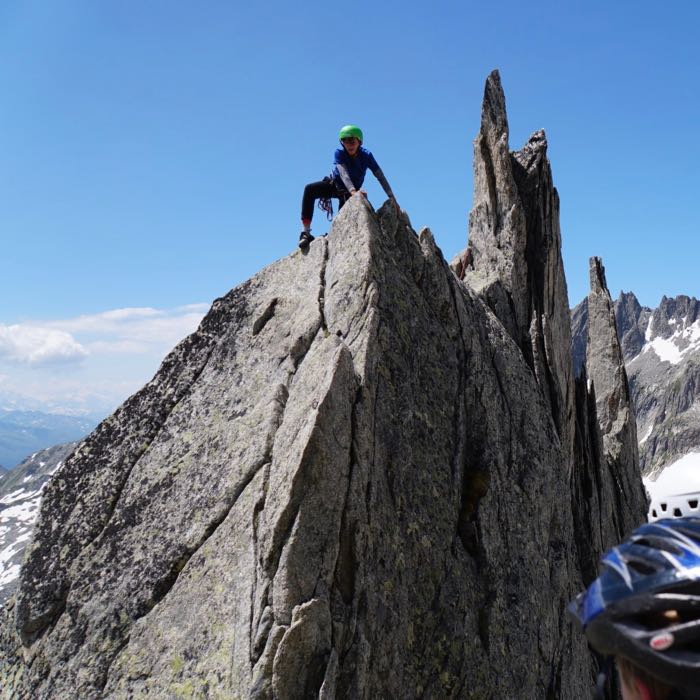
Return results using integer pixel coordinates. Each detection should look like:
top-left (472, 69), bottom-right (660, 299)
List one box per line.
top-left (569, 518), bottom-right (700, 697)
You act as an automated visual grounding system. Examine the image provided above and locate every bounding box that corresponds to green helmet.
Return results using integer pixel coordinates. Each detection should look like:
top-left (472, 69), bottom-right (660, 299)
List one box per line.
top-left (339, 124), bottom-right (363, 143)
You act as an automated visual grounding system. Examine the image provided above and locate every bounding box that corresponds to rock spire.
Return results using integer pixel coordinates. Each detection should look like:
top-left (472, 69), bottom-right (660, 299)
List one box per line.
top-left (569, 258), bottom-right (647, 583)
top-left (463, 70), bottom-right (574, 459)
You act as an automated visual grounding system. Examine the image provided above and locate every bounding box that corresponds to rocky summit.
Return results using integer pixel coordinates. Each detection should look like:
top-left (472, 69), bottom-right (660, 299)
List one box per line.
top-left (0, 71), bottom-right (647, 699)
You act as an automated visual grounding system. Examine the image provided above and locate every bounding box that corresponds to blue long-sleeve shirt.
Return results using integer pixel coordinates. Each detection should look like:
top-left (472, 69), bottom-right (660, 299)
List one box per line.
top-left (332, 146), bottom-right (394, 197)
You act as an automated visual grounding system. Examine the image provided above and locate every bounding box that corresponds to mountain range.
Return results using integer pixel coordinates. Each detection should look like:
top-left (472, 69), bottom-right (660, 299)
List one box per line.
top-left (0, 409), bottom-right (96, 469)
top-left (0, 443), bottom-right (77, 604)
top-left (572, 292), bottom-right (700, 514)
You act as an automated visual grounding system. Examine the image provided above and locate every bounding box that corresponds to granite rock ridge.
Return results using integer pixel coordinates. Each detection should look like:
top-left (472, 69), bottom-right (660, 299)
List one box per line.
top-left (0, 72), bottom-right (648, 699)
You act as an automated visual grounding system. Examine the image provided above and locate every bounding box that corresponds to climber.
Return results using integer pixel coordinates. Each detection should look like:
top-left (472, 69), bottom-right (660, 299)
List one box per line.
top-left (568, 517), bottom-right (700, 700)
top-left (298, 124), bottom-right (400, 250)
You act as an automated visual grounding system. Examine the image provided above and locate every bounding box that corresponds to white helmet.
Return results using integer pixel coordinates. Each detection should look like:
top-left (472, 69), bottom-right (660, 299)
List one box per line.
top-left (645, 452), bottom-right (700, 521)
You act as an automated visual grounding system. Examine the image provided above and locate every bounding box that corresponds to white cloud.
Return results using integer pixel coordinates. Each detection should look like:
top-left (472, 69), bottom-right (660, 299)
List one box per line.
top-left (43, 304), bottom-right (208, 350)
top-left (46, 307), bottom-right (162, 333)
top-left (86, 340), bottom-right (150, 355)
top-left (5, 304), bottom-right (208, 360)
top-left (0, 303), bottom-right (209, 416)
top-left (0, 324), bottom-right (88, 366)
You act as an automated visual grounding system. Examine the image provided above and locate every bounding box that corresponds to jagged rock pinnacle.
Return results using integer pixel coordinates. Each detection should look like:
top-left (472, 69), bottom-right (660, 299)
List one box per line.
top-left (480, 69), bottom-right (509, 143)
top-left (568, 258), bottom-right (647, 582)
top-left (588, 257), bottom-right (637, 441)
top-left (465, 70), bottom-right (574, 459)
top-left (587, 256), bottom-right (647, 531)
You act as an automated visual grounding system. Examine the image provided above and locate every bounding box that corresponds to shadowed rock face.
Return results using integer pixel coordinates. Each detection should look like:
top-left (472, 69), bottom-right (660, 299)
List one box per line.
top-left (615, 291), bottom-right (649, 362)
top-left (0, 71), bottom-right (646, 699)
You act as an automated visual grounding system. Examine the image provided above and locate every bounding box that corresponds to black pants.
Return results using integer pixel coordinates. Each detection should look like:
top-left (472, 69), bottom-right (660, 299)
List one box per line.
top-left (301, 177), bottom-right (349, 224)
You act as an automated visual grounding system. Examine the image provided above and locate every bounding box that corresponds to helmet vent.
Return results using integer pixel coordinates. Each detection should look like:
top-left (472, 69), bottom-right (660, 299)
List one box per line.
top-left (629, 560), bottom-right (659, 576)
top-left (631, 535), bottom-right (682, 556)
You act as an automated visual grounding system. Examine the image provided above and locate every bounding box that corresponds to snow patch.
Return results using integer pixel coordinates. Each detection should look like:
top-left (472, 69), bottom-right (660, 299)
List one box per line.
top-left (643, 319), bottom-right (700, 366)
top-left (644, 336), bottom-right (684, 364)
top-left (0, 530), bottom-right (32, 567)
top-left (0, 488), bottom-right (42, 509)
top-left (0, 563), bottom-right (20, 587)
top-left (0, 499), bottom-right (41, 524)
top-left (0, 489), bottom-right (27, 505)
top-left (686, 318), bottom-right (700, 345)
top-left (644, 316), bottom-right (654, 342)
top-left (640, 424), bottom-right (654, 444)
top-left (645, 452), bottom-right (700, 496)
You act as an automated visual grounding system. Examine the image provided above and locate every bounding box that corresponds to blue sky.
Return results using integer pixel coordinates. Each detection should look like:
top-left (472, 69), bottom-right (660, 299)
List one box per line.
top-left (1, 1), bottom-right (698, 415)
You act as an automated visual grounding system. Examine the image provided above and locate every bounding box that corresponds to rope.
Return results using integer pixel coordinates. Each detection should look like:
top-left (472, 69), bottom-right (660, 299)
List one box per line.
top-left (317, 197), bottom-right (334, 221)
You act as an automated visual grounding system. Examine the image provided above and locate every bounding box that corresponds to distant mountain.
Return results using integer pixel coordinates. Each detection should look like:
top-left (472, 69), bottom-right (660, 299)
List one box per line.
top-left (0, 442), bottom-right (77, 604)
top-left (572, 293), bottom-right (700, 484)
top-left (0, 410), bottom-right (96, 469)
top-left (0, 387), bottom-right (115, 418)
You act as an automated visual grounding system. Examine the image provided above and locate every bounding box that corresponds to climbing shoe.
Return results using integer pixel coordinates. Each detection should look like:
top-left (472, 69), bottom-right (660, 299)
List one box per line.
top-left (298, 231), bottom-right (314, 250)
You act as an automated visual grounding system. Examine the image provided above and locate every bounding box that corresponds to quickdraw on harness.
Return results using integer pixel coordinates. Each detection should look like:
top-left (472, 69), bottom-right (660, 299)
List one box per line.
top-left (317, 197), bottom-right (334, 221)
top-left (317, 176), bottom-right (349, 221)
